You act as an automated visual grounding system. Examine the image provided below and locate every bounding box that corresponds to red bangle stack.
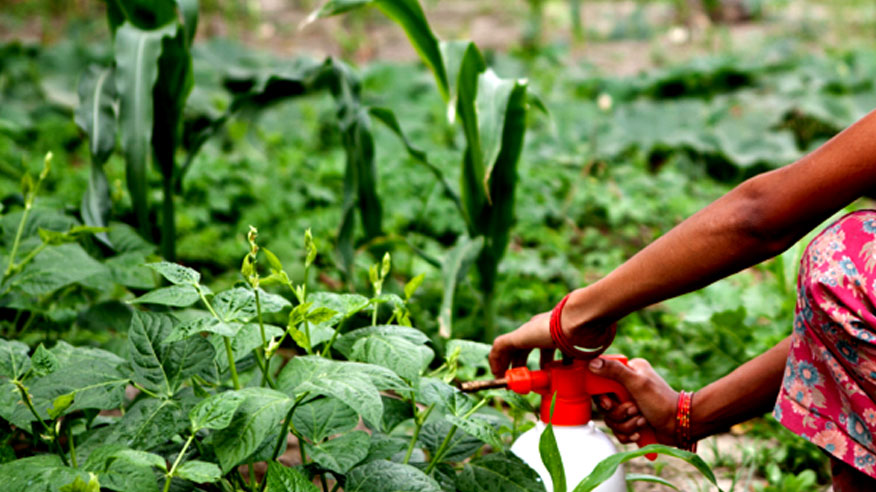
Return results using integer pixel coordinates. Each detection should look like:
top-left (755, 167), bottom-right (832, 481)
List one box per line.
top-left (675, 390), bottom-right (697, 452)
top-left (549, 293), bottom-right (607, 359)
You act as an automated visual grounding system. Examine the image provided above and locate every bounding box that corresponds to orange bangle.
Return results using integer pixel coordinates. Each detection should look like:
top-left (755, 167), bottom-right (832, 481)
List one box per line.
top-left (675, 390), bottom-right (697, 452)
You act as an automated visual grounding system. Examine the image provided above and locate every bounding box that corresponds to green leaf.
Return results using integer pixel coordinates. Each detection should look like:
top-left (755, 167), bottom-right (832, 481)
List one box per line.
top-left (351, 333), bottom-right (431, 383)
top-left (538, 422), bottom-right (565, 492)
top-left (447, 414), bottom-right (503, 450)
top-left (0, 339), bottom-right (31, 380)
top-left (145, 261), bottom-right (200, 285)
top-left (76, 65), bottom-right (117, 166)
top-left (476, 69), bottom-right (517, 201)
top-left (212, 287), bottom-right (290, 321)
top-left (277, 356), bottom-right (400, 428)
top-left (31, 344), bottom-right (59, 377)
top-left (127, 311), bottom-right (215, 396)
top-left (212, 387), bottom-right (294, 473)
top-left (114, 22), bottom-right (178, 233)
top-left (345, 460), bottom-right (442, 492)
top-left (210, 323), bottom-right (282, 373)
top-left (307, 292), bottom-right (370, 327)
top-left (13, 244), bottom-right (107, 296)
top-left (175, 460), bottom-right (221, 483)
top-left (438, 235), bottom-right (484, 338)
top-left (176, 0), bottom-right (199, 44)
top-left (417, 378), bottom-right (473, 417)
top-left (625, 474), bottom-right (679, 490)
top-left (163, 315), bottom-right (236, 342)
top-left (189, 390), bottom-right (246, 431)
top-left (571, 445), bottom-right (720, 492)
top-left (306, 430), bottom-right (370, 474)
top-left (0, 455), bottom-right (91, 492)
top-left (457, 451), bottom-right (545, 492)
top-left (112, 398), bottom-right (185, 450)
top-left (113, 449), bottom-right (167, 471)
top-left (130, 284), bottom-right (200, 307)
top-left (58, 474), bottom-right (101, 492)
top-left (419, 419), bottom-right (482, 463)
top-left (292, 397), bottom-right (358, 443)
top-left (265, 461), bottom-right (318, 492)
top-left (75, 65), bottom-right (116, 246)
top-left (404, 273), bottom-right (425, 300)
top-left (47, 393), bottom-right (74, 419)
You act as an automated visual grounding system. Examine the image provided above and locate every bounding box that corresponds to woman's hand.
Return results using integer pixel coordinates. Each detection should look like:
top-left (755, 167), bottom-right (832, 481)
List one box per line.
top-left (489, 311), bottom-right (554, 377)
top-left (588, 357), bottom-right (679, 446)
top-left (488, 289), bottom-right (618, 378)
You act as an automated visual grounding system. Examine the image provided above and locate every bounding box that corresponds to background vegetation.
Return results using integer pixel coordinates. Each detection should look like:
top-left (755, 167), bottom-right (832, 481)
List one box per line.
top-left (4, 0), bottom-right (876, 490)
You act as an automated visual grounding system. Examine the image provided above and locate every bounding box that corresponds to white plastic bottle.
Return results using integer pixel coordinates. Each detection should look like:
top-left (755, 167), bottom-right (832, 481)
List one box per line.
top-left (510, 420), bottom-right (625, 492)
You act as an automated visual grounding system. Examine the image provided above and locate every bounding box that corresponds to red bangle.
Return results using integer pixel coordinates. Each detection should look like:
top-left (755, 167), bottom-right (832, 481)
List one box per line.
top-left (549, 293), bottom-right (609, 359)
top-left (675, 390), bottom-right (697, 452)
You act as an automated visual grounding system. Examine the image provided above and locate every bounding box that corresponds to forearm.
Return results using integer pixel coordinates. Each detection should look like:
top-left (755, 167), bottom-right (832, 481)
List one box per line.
top-left (690, 336), bottom-right (790, 440)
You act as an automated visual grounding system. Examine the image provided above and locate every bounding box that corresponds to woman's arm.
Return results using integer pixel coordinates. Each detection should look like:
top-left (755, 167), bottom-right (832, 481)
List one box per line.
top-left (592, 336), bottom-right (791, 444)
top-left (491, 108), bottom-right (876, 376)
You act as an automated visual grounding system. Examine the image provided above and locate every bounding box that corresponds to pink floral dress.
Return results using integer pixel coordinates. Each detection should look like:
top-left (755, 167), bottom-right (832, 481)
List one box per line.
top-left (775, 210), bottom-right (876, 477)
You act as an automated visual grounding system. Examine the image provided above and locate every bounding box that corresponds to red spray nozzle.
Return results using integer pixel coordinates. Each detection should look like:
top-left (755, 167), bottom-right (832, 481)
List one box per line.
top-left (506, 354), bottom-right (658, 461)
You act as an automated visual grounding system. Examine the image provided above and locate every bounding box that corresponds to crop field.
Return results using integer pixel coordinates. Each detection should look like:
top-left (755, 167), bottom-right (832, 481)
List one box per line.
top-left (2, 0), bottom-right (876, 491)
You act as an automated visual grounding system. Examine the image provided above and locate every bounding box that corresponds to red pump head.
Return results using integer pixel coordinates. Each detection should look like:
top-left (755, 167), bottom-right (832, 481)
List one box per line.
top-left (505, 354), bottom-right (658, 460)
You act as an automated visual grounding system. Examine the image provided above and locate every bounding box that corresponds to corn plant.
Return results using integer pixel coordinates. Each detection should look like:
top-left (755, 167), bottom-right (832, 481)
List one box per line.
top-left (307, 0), bottom-right (538, 339)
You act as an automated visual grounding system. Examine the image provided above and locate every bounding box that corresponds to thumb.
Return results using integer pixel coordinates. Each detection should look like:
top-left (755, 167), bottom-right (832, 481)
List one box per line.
top-left (589, 357), bottom-right (639, 388)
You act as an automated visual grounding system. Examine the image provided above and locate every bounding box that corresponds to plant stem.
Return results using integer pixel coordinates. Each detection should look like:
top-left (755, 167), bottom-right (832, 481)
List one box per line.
top-left (4, 202), bottom-right (33, 279)
top-left (66, 421), bottom-right (77, 468)
top-left (163, 434), bottom-right (195, 492)
top-left (132, 382), bottom-right (161, 399)
top-left (271, 392), bottom-right (308, 461)
top-left (403, 403), bottom-right (434, 464)
top-left (248, 461), bottom-right (257, 489)
top-left (320, 473), bottom-right (329, 492)
top-left (372, 301), bottom-right (378, 327)
top-left (223, 337), bottom-right (241, 390)
top-left (14, 381), bottom-right (68, 466)
top-left (254, 289), bottom-right (275, 388)
top-left (424, 426), bottom-right (456, 475)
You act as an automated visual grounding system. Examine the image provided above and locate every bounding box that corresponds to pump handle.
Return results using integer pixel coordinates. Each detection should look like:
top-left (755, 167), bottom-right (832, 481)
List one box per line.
top-left (585, 355), bottom-right (658, 461)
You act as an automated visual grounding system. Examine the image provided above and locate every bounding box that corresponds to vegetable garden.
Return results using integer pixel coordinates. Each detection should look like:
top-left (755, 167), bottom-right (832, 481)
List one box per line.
top-left (2, 0), bottom-right (876, 490)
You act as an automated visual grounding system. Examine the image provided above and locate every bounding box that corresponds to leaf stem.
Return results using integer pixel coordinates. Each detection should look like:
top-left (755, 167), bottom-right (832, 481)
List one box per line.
top-left (403, 403), bottom-right (434, 464)
top-left (132, 382), bottom-right (161, 399)
top-left (253, 289), bottom-right (275, 388)
top-left (223, 337), bottom-right (241, 390)
top-left (163, 434), bottom-right (194, 492)
top-left (66, 421), bottom-right (77, 468)
top-left (424, 426), bottom-right (456, 475)
top-left (271, 392), bottom-right (309, 461)
top-left (13, 381), bottom-right (68, 466)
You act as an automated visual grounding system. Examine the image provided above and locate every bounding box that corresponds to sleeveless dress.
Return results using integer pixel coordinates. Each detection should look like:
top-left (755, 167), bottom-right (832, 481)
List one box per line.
top-left (775, 210), bottom-right (876, 477)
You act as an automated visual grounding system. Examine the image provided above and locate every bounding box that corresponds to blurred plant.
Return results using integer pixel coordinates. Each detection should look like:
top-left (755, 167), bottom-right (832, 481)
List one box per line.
top-left (306, 0), bottom-right (539, 339)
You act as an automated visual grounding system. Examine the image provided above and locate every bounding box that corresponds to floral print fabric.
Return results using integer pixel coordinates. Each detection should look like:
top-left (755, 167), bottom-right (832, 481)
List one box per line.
top-left (775, 210), bottom-right (876, 478)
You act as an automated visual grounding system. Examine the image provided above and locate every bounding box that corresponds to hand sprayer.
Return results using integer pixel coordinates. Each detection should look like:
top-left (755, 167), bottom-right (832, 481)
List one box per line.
top-left (462, 355), bottom-right (657, 492)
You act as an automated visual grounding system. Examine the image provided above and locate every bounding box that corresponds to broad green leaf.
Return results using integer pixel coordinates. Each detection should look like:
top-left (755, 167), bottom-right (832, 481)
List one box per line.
top-left (265, 461), bottom-right (318, 492)
top-left (345, 460), bottom-right (441, 492)
top-left (175, 460), bottom-right (221, 483)
top-left (417, 378), bottom-right (474, 417)
top-left (210, 323), bottom-right (282, 373)
top-left (0, 339), bottom-right (30, 380)
top-left (127, 311), bottom-right (215, 396)
top-left (447, 414), bottom-right (503, 450)
top-left (31, 344), bottom-right (59, 376)
top-left (1, 342), bottom-right (128, 426)
top-left (350, 333), bottom-right (431, 383)
top-left (14, 244), bottom-right (107, 296)
top-left (96, 459), bottom-right (159, 492)
top-left (113, 449), bottom-right (167, 471)
top-left (306, 430), bottom-right (370, 474)
top-left (163, 315), bottom-right (237, 343)
top-left (625, 474), bottom-right (679, 490)
top-left (0, 454), bottom-right (91, 492)
top-left (335, 325), bottom-right (429, 356)
top-left (212, 287), bottom-right (290, 322)
top-left (145, 261), bottom-right (200, 285)
top-left (379, 395), bottom-right (414, 432)
top-left (419, 419), bottom-right (482, 463)
top-left (113, 398), bottom-right (186, 450)
top-left (130, 284), bottom-right (200, 307)
top-left (278, 357), bottom-right (391, 428)
top-left (457, 451), bottom-right (546, 492)
top-left (114, 22), bottom-right (178, 233)
top-left (538, 423), bottom-right (565, 492)
top-left (446, 339), bottom-right (491, 380)
top-left (571, 445), bottom-right (719, 492)
top-left (307, 292), bottom-right (369, 328)
top-left (438, 235), bottom-right (483, 338)
top-left (292, 396), bottom-right (358, 443)
top-left (212, 387), bottom-right (294, 473)
top-left (189, 390), bottom-right (245, 431)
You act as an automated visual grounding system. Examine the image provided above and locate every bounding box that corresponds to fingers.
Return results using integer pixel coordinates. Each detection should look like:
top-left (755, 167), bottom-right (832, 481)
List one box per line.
top-left (488, 335), bottom-right (513, 377)
top-left (589, 357), bottom-right (639, 388)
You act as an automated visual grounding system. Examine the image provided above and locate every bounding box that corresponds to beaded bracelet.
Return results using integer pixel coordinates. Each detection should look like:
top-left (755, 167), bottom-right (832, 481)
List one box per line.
top-left (549, 293), bottom-right (609, 359)
top-left (675, 390), bottom-right (697, 452)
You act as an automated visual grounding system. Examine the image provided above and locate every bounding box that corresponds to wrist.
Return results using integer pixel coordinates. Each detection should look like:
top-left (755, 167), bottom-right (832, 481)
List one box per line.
top-left (561, 287), bottom-right (614, 344)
